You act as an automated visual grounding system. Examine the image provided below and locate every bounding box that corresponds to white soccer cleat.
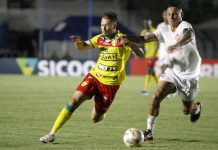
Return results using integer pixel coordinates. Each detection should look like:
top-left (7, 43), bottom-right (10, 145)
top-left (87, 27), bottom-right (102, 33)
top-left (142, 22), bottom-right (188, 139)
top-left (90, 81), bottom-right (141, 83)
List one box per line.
top-left (39, 133), bottom-right (56, 143)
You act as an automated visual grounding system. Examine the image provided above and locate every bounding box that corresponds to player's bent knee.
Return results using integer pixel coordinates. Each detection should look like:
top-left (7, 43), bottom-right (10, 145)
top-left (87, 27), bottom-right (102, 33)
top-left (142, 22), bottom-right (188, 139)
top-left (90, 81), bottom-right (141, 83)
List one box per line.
top-left (70, 96), bottom-right (85, 109)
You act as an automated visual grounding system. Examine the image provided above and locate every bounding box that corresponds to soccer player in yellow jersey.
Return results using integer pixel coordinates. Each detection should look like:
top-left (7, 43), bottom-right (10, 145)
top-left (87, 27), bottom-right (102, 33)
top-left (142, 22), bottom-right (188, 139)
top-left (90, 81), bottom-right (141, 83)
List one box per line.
top-left (39, 11), bottom-right (144, 143)
top-left (140, 19), bottom-right (159, 96)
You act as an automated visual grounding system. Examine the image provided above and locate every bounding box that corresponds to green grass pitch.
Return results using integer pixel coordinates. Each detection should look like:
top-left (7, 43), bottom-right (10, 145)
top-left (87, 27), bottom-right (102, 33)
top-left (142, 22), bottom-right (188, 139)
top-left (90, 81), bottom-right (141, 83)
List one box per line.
top-left (0, 75), bottom-right (218, 150)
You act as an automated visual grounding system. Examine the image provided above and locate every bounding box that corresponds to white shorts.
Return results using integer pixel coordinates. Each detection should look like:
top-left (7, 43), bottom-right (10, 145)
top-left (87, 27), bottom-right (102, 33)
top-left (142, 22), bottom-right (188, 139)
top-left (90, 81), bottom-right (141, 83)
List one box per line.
top-left (160, 68), bottom-right (199, 101)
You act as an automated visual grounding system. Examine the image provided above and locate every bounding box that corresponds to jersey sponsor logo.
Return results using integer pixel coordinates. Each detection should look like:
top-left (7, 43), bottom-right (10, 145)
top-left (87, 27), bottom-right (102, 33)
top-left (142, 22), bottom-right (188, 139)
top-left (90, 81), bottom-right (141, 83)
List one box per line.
top-left (101, 53), bottom-right (118, 61)
top-left (99, 47), bottom-right (108, 52)
top-left (98, 63), bottom-right (118, 71)
top-left (96, 72), bottom-right (118, 80)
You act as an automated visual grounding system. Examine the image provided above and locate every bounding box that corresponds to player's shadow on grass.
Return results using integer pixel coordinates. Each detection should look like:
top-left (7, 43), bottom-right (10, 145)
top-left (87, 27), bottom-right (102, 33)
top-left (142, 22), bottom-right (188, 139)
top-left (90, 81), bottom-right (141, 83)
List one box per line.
top-left (51, 142), bottom-right (59, 144)
top-left (41, 142), bottom-right (60, 144)
top-left (163, 138), bottom-right (202, 143)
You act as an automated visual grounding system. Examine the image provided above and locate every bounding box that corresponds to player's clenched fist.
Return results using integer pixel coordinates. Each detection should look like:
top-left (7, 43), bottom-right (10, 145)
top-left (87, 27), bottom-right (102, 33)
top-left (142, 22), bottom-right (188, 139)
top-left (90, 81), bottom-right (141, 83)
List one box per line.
top-left (70, 35), bottom-right (82, 43)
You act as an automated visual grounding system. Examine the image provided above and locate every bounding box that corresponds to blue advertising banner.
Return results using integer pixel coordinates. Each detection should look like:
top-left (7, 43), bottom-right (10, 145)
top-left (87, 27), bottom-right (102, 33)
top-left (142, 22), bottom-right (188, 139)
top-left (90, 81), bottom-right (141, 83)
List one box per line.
top-left (1, 58), bottom-right (217, 77)
top-left (0, 58), bottom-right (21, 74)
top-left (0, 58), bottom-right (97, 76)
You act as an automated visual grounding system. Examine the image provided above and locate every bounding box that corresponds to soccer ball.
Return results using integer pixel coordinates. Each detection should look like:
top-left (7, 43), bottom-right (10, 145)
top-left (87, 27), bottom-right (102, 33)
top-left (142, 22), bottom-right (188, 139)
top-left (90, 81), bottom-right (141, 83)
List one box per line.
top-left (123, 128), bottom-right (144, 147)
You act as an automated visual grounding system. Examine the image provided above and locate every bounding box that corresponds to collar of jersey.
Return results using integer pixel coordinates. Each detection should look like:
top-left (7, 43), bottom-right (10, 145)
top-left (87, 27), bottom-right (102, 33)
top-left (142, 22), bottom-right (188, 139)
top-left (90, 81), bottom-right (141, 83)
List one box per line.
top-left (100, 32), bottom-right (119, 42)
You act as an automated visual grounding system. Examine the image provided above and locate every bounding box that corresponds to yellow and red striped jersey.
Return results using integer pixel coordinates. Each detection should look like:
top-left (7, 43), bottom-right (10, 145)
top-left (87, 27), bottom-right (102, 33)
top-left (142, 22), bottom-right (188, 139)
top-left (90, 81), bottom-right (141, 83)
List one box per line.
top-left (89, 32), bottom-right (132, 85)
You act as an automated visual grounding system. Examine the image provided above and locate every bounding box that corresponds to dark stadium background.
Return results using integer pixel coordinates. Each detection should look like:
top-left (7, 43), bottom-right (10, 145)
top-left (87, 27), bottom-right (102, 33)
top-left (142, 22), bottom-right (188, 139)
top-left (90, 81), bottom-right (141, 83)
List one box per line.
top-left (0, 0), bottom-right (217, 76)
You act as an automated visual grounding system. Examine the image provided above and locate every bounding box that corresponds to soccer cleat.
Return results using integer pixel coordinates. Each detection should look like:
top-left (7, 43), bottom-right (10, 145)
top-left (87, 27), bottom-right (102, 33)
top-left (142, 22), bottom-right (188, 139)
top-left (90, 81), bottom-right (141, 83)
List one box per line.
top-left (143, 130), bottom-right (153, 141)
top-left (141, 90), bottom-right (149, 96)
top-left (190, 102), bottom-right (202, 122)
top-left (39, 133), bottom-right (56, 143)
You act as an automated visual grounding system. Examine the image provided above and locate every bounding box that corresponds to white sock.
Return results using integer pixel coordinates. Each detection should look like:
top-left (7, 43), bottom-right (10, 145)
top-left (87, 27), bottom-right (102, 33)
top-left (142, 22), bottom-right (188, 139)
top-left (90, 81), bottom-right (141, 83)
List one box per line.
top-left (147, 115), bottom-right (156, 134)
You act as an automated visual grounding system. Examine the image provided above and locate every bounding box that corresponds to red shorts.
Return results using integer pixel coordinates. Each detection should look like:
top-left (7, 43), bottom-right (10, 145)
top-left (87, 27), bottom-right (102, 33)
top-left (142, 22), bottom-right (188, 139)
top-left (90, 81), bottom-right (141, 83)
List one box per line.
top-left (76, 73), bottom-right (120, 114)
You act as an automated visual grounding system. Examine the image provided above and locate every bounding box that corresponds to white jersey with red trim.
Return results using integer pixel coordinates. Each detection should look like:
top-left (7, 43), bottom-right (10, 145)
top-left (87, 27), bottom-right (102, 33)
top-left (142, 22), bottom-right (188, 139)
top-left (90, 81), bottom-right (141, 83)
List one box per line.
top-left (154, 21), bottom-right (201, 78)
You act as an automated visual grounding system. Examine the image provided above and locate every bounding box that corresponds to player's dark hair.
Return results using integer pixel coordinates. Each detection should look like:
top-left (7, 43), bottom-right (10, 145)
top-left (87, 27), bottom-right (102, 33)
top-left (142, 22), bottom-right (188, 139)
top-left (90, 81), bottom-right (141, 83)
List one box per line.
top-left (103, 11), bottom-right (117, 22)
top-left (167, 3), bottom-right (182, 10)
top-left (167, 3), bottom-right (184, 17)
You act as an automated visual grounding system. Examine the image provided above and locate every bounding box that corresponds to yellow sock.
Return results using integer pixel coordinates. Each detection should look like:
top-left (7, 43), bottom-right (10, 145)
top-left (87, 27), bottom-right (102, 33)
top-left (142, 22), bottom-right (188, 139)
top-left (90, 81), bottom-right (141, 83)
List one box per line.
top-left (153, 75), bottom-right (159, 84)
top-left (144, 74), bottom-right (151, 89)
top-left (51, 104), bottom-right (74, 133)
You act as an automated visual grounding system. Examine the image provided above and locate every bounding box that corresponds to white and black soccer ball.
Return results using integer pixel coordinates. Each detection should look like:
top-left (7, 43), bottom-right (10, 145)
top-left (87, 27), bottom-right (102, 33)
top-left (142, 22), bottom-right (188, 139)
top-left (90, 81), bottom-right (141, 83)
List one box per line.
top-left (123, 128), bottom-right (144, 147)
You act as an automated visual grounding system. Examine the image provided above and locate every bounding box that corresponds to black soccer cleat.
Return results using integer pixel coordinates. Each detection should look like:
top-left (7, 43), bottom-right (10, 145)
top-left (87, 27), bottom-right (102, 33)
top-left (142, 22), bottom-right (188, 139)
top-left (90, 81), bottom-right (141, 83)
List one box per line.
top-left (143, 130), bottom-right (153, 141)
top-left (191, 102), bottom-right (202, 122)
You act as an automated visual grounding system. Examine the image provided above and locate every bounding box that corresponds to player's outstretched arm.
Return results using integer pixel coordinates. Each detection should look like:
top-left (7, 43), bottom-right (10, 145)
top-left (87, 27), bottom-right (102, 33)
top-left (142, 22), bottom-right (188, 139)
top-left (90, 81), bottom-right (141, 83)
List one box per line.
top-left (120, 37), bottom-right (144, 57)
top-left (127, 42), bottom-right (144, 58)
top-left (167, 29), bottom-right (193, 53)
top-left (70, 35), bottom-right (93, 50)
top-left (122, 33), bottom-right (158, 44)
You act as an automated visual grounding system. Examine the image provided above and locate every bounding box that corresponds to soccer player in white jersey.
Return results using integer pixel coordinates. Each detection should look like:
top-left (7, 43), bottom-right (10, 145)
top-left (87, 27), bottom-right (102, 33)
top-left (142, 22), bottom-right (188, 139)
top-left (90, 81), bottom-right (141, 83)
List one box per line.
top-left (121, 4), bottom-right (202, 141)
